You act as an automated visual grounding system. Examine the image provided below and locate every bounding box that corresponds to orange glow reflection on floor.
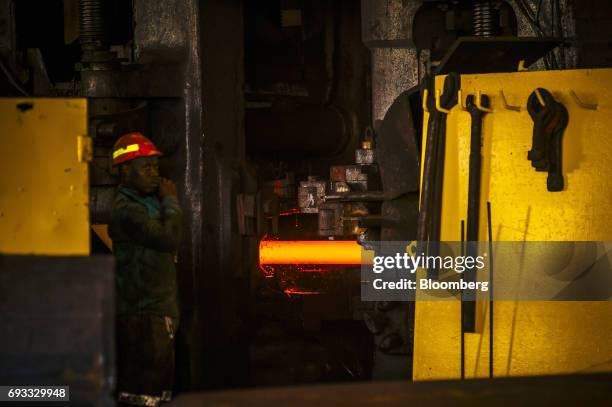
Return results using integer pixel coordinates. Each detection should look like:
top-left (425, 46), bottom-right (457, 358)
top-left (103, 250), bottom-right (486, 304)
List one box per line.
top-left (283, 288), bottom-right (320, 296)
top-left (259, 240), bottom-right (373, 265)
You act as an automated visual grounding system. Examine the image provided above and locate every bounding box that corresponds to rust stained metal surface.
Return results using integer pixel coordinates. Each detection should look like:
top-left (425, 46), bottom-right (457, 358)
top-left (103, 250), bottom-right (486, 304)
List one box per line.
top-left (361, 0), bottom-right (422, 121)
top-left (133, 0), bottom-right (188, 63)
top-left (361, 0), bottom-right (423, 121)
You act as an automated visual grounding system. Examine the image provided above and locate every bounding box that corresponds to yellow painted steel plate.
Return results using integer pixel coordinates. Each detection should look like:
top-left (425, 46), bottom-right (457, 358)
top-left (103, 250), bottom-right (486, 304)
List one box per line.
top-left (0, 98), bottom-right (90, 255)
top-left (414, 68), bottom-right (612, 380)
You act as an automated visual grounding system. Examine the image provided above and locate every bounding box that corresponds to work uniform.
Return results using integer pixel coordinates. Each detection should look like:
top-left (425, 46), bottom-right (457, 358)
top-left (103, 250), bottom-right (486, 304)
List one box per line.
top-left (109, 186), bottom-right (182, 406)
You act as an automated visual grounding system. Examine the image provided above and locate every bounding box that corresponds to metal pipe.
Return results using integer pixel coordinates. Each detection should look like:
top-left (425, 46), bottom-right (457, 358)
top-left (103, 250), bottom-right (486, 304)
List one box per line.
top-left (259, 240), bottom-right (372, 265)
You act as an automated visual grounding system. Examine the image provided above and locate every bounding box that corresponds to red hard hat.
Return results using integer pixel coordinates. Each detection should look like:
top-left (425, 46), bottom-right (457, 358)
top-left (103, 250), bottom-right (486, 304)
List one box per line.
top-left (112, 132), bottom-right (162, 166)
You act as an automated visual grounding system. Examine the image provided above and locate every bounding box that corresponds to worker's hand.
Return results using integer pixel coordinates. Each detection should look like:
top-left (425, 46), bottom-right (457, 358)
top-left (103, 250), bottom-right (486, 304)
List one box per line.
top-left (158, 178), bottom-right (177, 199)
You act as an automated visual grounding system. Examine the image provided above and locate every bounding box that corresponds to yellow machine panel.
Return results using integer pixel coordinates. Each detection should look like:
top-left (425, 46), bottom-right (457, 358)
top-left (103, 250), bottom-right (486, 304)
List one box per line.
top-left (0, 98), bottom-right (90, 255)
top-left (414, 69), bottom-right (612, 380)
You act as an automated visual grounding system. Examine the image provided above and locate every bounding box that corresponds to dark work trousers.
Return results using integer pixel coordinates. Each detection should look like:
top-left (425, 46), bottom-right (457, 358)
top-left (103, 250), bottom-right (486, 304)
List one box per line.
top-left (116, 313), bottom-right (178, 406)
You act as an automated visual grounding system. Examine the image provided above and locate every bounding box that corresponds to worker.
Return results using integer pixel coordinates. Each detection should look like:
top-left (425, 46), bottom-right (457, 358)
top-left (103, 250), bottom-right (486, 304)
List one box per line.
top-left (108, 132), bottom-right (182, 406)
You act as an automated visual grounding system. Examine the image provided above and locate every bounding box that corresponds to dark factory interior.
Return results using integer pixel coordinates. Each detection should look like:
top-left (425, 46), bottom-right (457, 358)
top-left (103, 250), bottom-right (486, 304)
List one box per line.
top-left (1, 0), bottom-right (612, 405)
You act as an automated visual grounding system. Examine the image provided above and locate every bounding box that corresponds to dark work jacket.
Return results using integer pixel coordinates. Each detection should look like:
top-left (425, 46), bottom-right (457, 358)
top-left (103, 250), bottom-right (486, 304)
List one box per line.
top-left (108, 186), bottom-right (182, 318)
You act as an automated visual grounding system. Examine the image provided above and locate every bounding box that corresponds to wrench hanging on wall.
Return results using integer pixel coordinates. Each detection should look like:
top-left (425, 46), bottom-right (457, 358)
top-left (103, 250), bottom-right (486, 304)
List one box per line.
top-left (462, 93), bottom-right (490, 334)
top-left (527, 88), bottom-right (569, 192)
top-left (417, 73), bottom-right (460, 279)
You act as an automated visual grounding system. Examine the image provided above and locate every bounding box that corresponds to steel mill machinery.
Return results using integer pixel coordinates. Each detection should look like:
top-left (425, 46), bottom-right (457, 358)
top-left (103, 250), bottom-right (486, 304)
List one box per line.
top-left (1, 0), bottom-right (612, 401)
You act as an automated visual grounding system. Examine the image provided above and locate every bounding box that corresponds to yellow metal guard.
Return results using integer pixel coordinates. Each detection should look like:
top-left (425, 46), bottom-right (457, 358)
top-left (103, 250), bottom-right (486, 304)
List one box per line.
top-left (0, 98), bottom-right (90, 255)
top-left (414, 68), bottom-right (612, 380)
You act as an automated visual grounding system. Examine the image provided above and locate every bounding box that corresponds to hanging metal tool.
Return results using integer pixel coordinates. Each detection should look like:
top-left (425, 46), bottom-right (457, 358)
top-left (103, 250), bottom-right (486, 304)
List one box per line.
top-left (527, 88), bottom-right (569, 192)
top-left (466, 93), bottom-right (489, 244)
top-left (417, 73), bottom-right (460, 278)
top-left (461, 92), bottom-right (490, 333)
top-left (417, 75), bottom-right (438, 243)
top-left (487, 201), bottom-right (494, 379)
top-left (431, 74), bottom-right (460, 241)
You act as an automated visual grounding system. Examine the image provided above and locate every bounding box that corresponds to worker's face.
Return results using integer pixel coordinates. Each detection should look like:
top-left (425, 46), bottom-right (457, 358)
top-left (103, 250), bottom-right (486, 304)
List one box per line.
top-left (122, 156), bottom-right (160, 195)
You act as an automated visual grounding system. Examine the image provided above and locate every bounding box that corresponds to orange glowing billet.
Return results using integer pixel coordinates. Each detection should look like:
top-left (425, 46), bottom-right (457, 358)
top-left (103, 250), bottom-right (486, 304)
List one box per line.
top-left (259, 240), bottom-right (374, 265)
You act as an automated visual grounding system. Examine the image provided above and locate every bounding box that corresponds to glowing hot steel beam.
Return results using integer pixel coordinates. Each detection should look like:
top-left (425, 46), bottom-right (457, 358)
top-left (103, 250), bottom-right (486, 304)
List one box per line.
top-left (259, 240), bottom-right (373, 265)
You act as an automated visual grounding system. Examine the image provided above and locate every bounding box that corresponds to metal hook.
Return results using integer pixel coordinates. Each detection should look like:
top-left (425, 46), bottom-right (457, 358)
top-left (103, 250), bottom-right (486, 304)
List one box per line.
top-left (458, 89), bottom-right (467, 111)
top-left (476, 90), bottom-right (493, 113)
top-left (570, 90), bottom-right (598, 110)
top-left (499, 90), bottom-right (521, 112)
top-left (534, 88), bottom-right (546, 106)
top-left (422, 89), bottom-right (429, 113)
top-left (435, 89), bottom-right (451, 114)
